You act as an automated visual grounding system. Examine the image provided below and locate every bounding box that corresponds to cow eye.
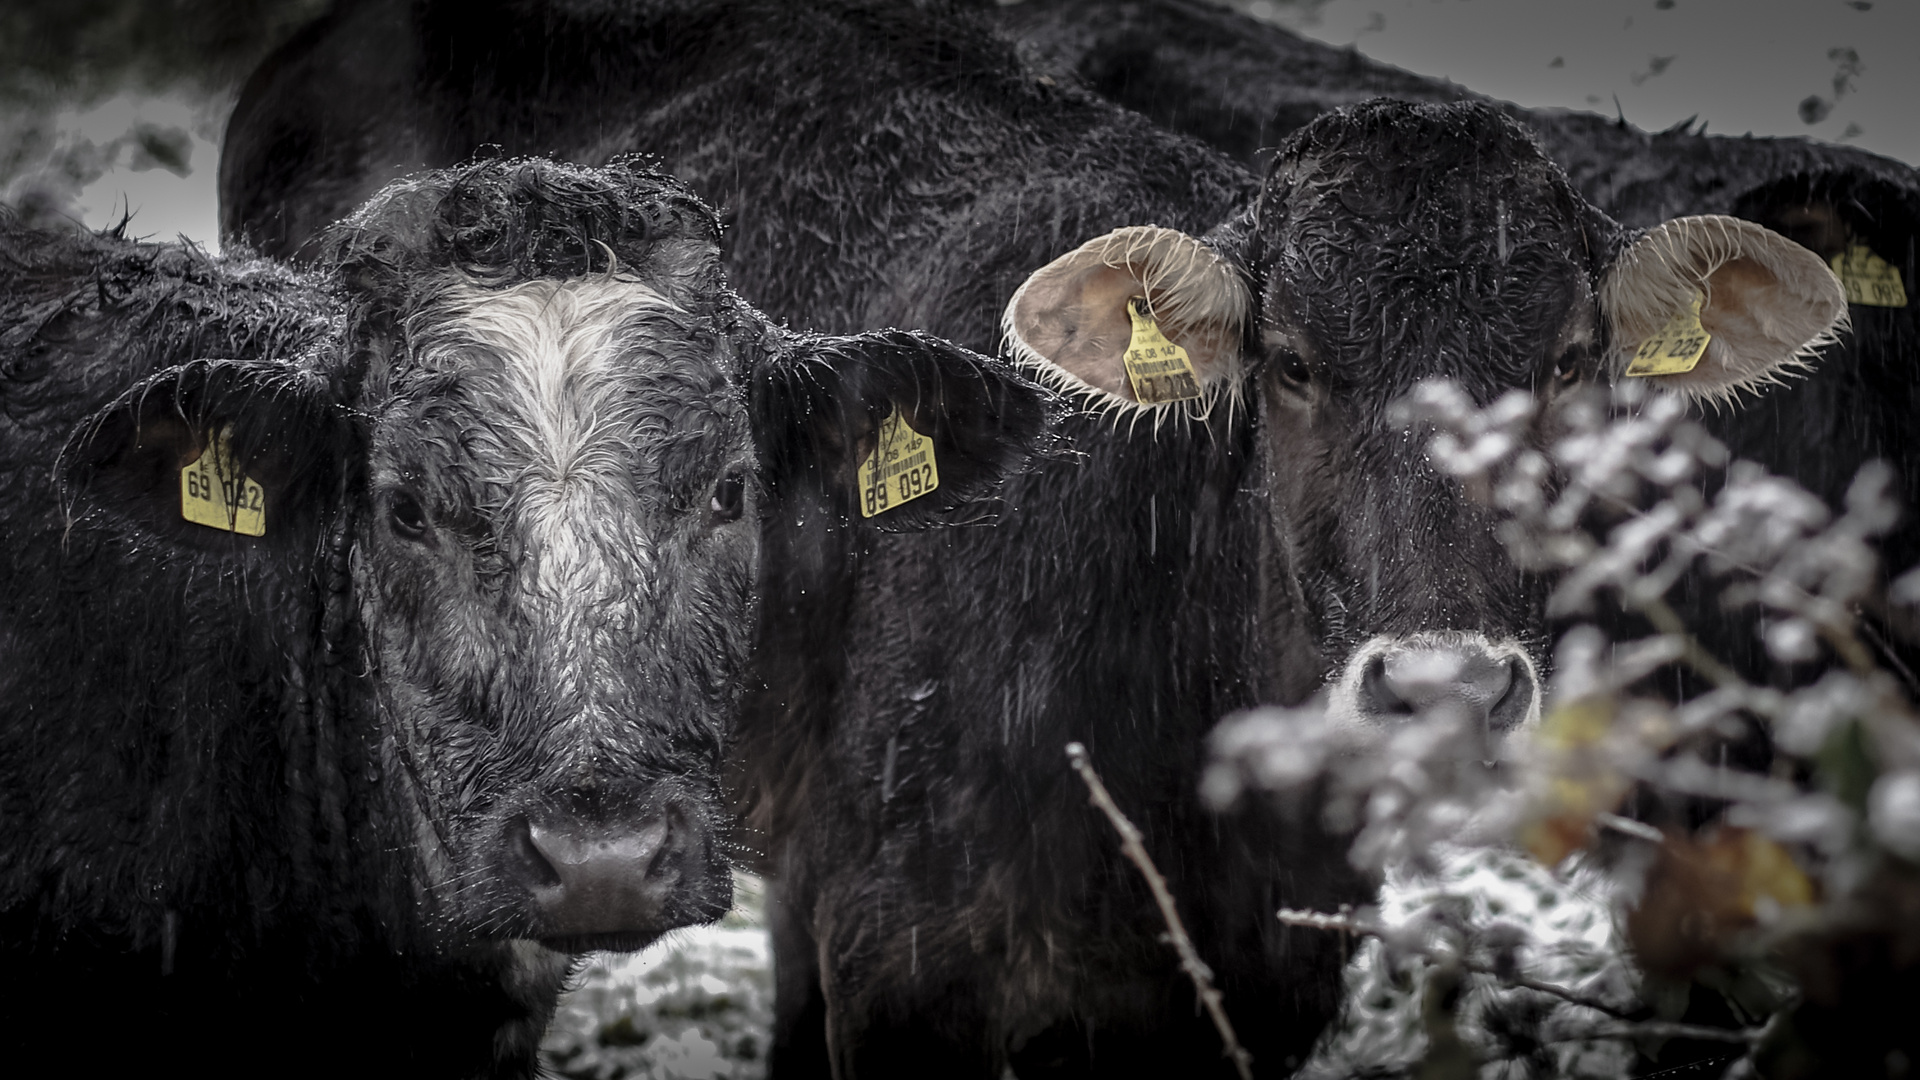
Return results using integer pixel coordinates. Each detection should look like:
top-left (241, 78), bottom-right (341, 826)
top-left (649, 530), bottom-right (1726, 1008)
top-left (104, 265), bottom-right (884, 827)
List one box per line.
top-left (389, 491), bottom-right (432, 541)
top-left (1273, 348), bottom-right (1311, 387)
top-left (1552, 343), bottom-right (1590, 386)
top-left (709, 470), bottom-right (746, 523)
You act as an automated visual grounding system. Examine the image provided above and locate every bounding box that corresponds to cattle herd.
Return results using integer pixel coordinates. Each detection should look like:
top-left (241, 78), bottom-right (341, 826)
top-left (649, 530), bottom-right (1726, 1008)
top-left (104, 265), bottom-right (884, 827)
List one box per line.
top-left (0, 1), bottom-right (1912, 1078)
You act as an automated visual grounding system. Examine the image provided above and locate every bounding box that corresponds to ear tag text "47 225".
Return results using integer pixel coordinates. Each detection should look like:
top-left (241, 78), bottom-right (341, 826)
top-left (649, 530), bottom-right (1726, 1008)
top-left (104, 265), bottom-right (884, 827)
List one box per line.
top-left (1625, 292), bottom-right (1711, 377)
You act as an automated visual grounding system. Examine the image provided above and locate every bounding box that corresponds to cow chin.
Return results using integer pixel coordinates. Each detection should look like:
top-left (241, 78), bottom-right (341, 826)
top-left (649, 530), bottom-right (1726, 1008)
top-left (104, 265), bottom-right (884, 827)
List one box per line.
top-left (1324, 630), bottom-right (1542, 756)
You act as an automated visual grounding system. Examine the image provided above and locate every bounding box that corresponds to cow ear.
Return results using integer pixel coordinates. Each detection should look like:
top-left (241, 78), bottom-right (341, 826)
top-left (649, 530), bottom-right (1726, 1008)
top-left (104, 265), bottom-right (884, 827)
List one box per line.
top-left (1004, 226), bottom-right (1250, 412)
top-left (752, 329), bottom-right (1055, 531)
top-left (61, 357), bottom-right (355, 549)
top-left (1600, 215), bottom-right (1848, 401)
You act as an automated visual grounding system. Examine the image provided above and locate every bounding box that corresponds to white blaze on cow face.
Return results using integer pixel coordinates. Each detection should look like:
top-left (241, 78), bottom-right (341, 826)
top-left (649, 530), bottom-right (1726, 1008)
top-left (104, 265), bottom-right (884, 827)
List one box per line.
top-left (366, 272), bottom-right (756, 798)
top-left (443, 279), bottom-right (673, 571)
top-left (439, 277), bottom-right (684, 706)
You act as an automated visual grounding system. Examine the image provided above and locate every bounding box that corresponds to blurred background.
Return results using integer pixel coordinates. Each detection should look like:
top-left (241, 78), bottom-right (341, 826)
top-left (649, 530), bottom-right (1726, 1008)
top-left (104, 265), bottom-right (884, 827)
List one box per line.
top-left (2, 0), bottom-right (1913, 252)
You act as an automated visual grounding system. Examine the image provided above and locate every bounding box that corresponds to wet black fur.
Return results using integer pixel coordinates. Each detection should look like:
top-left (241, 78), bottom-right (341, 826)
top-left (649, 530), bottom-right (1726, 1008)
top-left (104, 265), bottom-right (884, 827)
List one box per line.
top-left (2, 157), bottom-right (1046, 1078)
top-left (0, 216), bottom-right (522, 1073)
top-left (218, 3), bottom-right (1657, 1076)
top-left (997, 0), bottom-right (1920, 685)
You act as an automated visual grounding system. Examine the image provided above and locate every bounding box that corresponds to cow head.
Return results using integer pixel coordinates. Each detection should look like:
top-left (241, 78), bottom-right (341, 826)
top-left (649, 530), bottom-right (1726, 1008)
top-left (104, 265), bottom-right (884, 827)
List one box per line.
top-left (1008, 101), bottom-right (1844, 755)
top-left (67, 159), bottom-right (1049, 952)
top-left (1726, 163), bottom-right (1920, 555)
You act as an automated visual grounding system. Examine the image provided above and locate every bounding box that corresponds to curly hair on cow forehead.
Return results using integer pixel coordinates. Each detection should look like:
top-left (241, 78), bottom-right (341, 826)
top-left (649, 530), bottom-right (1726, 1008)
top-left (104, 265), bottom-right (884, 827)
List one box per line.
top-left (1252, 101), bottom-right (1598, 246)
top-left (318, 157), bottom-right (729, 311)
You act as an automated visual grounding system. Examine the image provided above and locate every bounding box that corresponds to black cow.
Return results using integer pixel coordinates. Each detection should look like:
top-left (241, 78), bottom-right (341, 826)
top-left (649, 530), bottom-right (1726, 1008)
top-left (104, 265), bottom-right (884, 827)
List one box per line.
top-left (216, 3), bottom-right (1845, 1075)
top-left (0, 158), bottom-right (1045, 1078)
top-left (994, 0), bottom-right (1920, 677)
top-left (991, 0), bottom-right (1473, 168)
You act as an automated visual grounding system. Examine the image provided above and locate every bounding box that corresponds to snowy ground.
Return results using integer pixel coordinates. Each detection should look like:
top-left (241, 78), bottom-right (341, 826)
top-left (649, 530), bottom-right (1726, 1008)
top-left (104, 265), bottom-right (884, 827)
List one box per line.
top-left (543, 873), bottom-right (774, 1080)
top-left (545, 849), bottom-right (1630, 1079)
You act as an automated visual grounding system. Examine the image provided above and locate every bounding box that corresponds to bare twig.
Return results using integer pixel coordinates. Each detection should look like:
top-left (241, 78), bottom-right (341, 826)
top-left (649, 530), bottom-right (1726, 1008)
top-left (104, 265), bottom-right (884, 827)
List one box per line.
top-left (1566, 1003), bottom-right (1791, 1051)
top-left (1857, 614), bottom-right (1920, 696)
top-left (1562, 1020), bottom-right (1758, 1046)
top-left (1275, 907), bottom-right (1766, 1047)
top-left (1594, 812), bottom-right (1664, 843)
top-left (1066, 742), bottom-right (1253, 1080)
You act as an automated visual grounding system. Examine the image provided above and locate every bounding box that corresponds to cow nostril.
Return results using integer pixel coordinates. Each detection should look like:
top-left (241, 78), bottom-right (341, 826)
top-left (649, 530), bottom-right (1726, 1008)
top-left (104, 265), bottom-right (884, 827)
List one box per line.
top-left (645, 804), bottom-right (688, 881)
top-left (504, 800), bottom-right (729, 947)
top-left (507, 816), bottom-right (563, 889)
top-left (1359, 654), bottom-right (1414, 717)
top-left (1487, 657), bottom-right (1538, 732)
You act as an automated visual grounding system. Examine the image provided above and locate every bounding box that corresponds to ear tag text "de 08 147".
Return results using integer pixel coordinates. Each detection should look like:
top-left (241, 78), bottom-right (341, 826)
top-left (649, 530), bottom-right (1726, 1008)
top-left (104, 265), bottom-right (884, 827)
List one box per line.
top-left (857, 406), bottom-right (939, 518)
top-left (1831, 244), bottom-right (1907, 308)
top-left (180, 430), bottom-right (266, 536)
top-left (1625, 292), bottom-right (1711, 377)
top-left (1122, 297), bottom-right (1203, 404)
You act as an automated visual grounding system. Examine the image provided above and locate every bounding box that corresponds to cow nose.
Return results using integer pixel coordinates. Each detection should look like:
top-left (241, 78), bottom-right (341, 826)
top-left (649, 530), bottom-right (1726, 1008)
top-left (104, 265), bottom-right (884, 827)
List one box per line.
top-left (1356, 641), bottom-right (1538, 737)
top-left (505, 799), bottom-right (730, 946)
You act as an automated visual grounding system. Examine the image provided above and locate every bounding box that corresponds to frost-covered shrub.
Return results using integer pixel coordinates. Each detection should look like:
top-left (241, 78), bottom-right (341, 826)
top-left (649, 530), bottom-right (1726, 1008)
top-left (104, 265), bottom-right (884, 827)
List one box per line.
top-left (1298, 846), bottom-right (1636, 1080)
top-left (1209, 380), bottom-right (1920, 1078)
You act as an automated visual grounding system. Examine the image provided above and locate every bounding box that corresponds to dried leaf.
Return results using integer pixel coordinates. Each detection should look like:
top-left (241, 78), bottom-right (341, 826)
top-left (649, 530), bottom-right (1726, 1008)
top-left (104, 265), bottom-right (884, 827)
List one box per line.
top-left (1629, 828), bottom-right (1816, 978)
top-left (1520, 697), bottom-right (1631, 865)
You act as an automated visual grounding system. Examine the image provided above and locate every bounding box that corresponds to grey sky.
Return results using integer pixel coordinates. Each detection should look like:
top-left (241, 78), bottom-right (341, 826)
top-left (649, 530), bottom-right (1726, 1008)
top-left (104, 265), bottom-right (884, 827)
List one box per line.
top-left (1292, 0), bottom-right (1916, 163)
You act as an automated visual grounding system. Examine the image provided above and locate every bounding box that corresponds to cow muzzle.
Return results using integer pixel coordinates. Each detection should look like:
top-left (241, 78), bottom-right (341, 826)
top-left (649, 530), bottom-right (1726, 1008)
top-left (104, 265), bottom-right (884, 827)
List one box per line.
top-left (501, 792), bottom-right (732, 952)
top-left (1327, 632), bottom-right (1540, 756)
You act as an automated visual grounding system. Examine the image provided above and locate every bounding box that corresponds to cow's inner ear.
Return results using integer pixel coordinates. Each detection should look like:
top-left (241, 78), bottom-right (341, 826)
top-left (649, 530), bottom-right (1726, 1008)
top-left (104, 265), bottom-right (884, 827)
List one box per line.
top-left (1599, 214), bottom-right (1848, 401)
top-left (1003, 225), bottom-right (1249, 407)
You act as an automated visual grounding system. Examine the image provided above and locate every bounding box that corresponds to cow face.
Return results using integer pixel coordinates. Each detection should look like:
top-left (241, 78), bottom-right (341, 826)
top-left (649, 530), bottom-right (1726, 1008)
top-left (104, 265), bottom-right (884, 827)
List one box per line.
top-left (1008, 102), bottom-right (1844, 755)
top-left (69, 159), bottom-right (1050, 953)
top-left (355, 273), bottom-right (750, 952)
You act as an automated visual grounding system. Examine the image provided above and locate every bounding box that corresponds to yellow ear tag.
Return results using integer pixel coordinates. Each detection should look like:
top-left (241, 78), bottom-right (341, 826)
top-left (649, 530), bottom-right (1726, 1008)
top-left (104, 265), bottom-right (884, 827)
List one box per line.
top-left (1122, 297), bottom-right (1204, 404)
top-left (1625, 292), bottom-right (1711, 377)
top-left (856, 406), bottom-right (939, 519)
top-left (1830, 244), bottom-right (1907, 307)
top-left (180, 430), bottom-right (266, 536)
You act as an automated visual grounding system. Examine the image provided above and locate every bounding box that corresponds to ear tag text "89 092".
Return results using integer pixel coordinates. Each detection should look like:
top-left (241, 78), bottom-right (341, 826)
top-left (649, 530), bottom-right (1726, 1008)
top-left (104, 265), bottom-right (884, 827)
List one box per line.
top-left (857, 406), bottom-right (939, 518)
top-left (180, 430), bottom-right (266, 536)
top-left (1625, 292), bottom-right (1711, 377)
top-left (1122, 297), bottom-right (1203, 404)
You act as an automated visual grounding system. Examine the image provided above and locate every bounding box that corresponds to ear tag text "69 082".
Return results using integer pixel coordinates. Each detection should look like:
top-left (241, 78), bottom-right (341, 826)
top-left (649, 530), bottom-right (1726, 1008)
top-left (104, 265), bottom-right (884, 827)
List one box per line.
top-left (180, 430), bottom-right (266, 536)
